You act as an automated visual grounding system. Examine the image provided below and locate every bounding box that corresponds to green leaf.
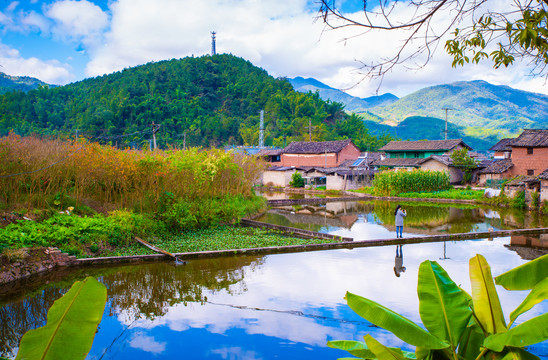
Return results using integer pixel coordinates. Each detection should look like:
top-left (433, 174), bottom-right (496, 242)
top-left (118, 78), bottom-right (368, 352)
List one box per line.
top-left (418, 260), bottom-right (472, 348)
top-left (495, 254), bottom-right (548, 290)
top-left (16, 277), bottom-right (107, 360)
top-left (345, 292), bottom-right (448, 349)
top-left (509, 277), bottom-right (548, 325)
top-left (483, 313), bottom-right (548, 352)
top-left (469, 254), bottom-right (507, 334)
top-left (499, 347), bottom-right (541, 360)
top-left (457, 321), bottom-right (485, 360)
top-left (364, 334), bottom-right (405, 360)
top-left (327, 340), bottom-right (376, 359)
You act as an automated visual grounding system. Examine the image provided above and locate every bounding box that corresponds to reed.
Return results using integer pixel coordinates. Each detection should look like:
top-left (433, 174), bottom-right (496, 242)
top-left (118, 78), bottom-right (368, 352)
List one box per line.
top-left (0, 134), bottom-right (266, 213)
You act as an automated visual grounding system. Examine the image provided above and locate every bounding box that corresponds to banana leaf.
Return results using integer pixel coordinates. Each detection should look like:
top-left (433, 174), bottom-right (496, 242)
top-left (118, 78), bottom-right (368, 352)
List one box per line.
top-left (457, 320), bottom-right (485, 360)
top-left (345, 292), bottom-right (448, 349)
top-left (469, 254), bottom-right (507, 334)
top-left (418, 260), bottom-right (472, 348)
top-left (364, 335), bottom-right (406, 360)
top-left (16, 277), bottom-right (107, 360)
top-left (499, 347), bottom-right (541, 360)
top-left (495, 254), bottom-right (548, 291)
top-left (327, 340), bottom-right (376, 359)
top-left (509, 277), bottom-right (548, 325)
top-left (483, 313), bottom-right (548, 352)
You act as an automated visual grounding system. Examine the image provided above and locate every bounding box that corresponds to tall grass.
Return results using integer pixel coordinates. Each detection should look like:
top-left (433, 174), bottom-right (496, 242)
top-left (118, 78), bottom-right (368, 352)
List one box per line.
top-left (373, 169), bottom-right (450, 196)
top-left (0, 134), bottom-right (265, 212)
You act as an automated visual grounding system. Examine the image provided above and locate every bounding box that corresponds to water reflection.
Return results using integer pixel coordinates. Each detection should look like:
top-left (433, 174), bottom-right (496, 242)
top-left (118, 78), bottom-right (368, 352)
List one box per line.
top-left (257, 201), bottom-right (548, 240)
top-left (394, 245), bottom-right (406, 277)
top-left (0, 238), bottom-right (547, 359)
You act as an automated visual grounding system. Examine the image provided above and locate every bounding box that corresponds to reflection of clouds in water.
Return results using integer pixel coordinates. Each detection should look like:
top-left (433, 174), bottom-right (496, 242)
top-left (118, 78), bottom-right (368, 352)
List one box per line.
top-left (128, 332), bottom-right (166, 354)
top-left (209, 347), bottom-right (263, 360)
top-left (113, 237), bottom-right (545, 354)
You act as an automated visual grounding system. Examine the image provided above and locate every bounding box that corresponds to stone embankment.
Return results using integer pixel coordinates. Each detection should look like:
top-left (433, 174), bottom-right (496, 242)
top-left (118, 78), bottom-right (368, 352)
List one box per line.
top-left (0, 247), bottom-right (76, 286)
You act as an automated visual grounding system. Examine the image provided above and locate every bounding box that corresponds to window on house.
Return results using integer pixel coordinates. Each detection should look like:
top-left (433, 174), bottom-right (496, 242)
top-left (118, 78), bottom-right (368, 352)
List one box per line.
top-left (272, 155), bottom-right (280, 162)
top-left (414, 152), bottom-right (421, 158)
top-left (527, 169), bottom-right (534, 176)
top-left (527, 147), bottom-right (534, 155)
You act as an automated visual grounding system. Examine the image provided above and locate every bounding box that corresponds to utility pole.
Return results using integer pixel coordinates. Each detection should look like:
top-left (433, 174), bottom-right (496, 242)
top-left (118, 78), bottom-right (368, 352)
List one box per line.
top-left (151, 122), bottom-right (161, 150)
top-left (306, 118), bottom-right (316, 142)
top-left (442, 107), bottom-right (453, 140)
top-left (259, 110), bottom-right (265, 148)
top-left (183, 131), bottom-right (186, 149)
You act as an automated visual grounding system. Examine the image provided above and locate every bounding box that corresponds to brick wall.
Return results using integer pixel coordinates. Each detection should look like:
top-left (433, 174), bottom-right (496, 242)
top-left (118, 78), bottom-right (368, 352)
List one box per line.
top-left (511, 147), bottom-right (548, 176)
top-left (281, 143), bottom-right (360, 167)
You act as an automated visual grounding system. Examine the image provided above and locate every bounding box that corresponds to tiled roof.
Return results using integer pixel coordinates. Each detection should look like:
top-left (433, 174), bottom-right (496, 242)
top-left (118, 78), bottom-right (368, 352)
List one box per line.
top-left (371, 158), bottom-right (422, 167)
top-left (511, 129), bottom-right (548, 147)
top-left (360, 151), bottom-right (384, 161)
top-left (505, 175), bottom-right (539, 186)
top-left (257, 148), bottom-right (283, 156)
top-left (379, 139), bottom-right (471, 152)
top-left (328, 169), bottom-right (377, 176)
top-left (539, 168), bottom-right (548, 180)
top-left (479, 159), bottom-right (513, 174)
top-left (489, 138), bottom-right (514, 152)
top-left (283, 139), bottom-right (355, 154)
top-left (419, 155), bottom-right (452, 166)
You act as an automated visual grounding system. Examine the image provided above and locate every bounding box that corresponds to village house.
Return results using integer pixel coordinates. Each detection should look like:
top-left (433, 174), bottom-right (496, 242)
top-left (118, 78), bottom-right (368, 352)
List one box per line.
top-left (539, 168), bottom-right (548, 203)
top-left (477, 159), bottom-right (514, 187)
top-left (508, 129), bottom-right (548, 177)
top-left (256, 148), bottom-right (283, 163)
top-left (323, 152), bottom-right (384, 190)
top-left (371, 139), bottom-right (475, 183)
top-left (280, 139), bottom-right (361, 168)
top-left (490, 138), bottom-right (513, 159)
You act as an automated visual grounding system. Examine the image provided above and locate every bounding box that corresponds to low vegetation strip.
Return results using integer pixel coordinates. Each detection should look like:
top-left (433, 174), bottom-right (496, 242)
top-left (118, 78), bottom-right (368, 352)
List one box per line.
top-left (396, 189), bottom-right (484, 200)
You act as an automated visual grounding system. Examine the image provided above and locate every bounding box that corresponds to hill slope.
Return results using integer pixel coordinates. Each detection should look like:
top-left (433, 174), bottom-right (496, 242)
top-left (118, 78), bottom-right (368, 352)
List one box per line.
top-left (0, 55), bottom-right (389, 150)
top-left (289, 77), bottom-right (398, 111)
top-left (0, 72), bottom-right (50, 94)
top-left (367, 80), bottom-right (548, 133)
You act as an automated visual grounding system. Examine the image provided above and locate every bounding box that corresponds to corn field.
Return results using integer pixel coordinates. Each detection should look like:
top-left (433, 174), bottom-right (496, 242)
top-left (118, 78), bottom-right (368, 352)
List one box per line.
top-left (0, 134), bottom-right (265, 211)
top-left (373, 169), bottom-right (450, 195)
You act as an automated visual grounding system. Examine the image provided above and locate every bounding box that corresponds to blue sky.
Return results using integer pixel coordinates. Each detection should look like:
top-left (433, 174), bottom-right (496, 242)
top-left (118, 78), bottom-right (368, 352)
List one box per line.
top-left (0, 0), bottom-right (545, 98)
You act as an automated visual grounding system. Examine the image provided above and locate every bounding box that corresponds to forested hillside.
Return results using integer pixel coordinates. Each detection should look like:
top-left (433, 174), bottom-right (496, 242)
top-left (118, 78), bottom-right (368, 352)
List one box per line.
top-left (0, 55), bottom-right (390, 150)
top-left (367, 80), bottom-right (548, 134)
top-left (0, 73), bottom-right (50, 94)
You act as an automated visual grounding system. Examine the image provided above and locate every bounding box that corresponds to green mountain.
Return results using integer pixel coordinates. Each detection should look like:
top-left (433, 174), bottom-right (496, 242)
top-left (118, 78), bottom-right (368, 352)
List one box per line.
top-left (289, 77), bottom-right (398, 112)
top-left (366, 80), bottom-right (548, 134)
top-left (0, 55), bottom-right (389, 150)
top-left (362, 116), bottom-right (499, 152)
top-left (0, 72), bottom-right (51, 94)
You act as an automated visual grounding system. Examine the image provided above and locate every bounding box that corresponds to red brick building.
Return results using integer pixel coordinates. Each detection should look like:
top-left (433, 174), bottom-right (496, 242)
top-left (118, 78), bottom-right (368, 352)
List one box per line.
top-left (509, 129), bottom-right (548, 177)
top-left (280, 139), bottom-right (360, 168)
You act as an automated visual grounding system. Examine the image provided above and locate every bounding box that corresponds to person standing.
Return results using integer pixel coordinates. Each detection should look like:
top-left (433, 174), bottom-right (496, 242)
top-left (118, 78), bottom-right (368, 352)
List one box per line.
top-left (394, 205), bottom-right (406, 238)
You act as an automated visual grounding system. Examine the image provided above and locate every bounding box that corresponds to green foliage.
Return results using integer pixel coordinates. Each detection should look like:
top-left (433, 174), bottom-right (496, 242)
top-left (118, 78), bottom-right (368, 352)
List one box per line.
top-left (0, 55), bottom-right (386, 150)
top-left (450, 148), bottom-right (479, 184)
top-left (289, 171), bottom-right (305, 188)
top-left (531, 190), bottom-right (540, 208)
top-left (16, 277), bottom-right (106, 360)
top-left (373, 169), bottom-right (450, 196)
top-left (512, 190), bottom-right (526, 209)
top-left (328, 254), bottom-right (548, 360)
top-left (397, 188), bottom-right (484, 200)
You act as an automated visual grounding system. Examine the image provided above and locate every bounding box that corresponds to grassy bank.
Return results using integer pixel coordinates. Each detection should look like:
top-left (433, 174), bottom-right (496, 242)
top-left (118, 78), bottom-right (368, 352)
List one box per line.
top-left (352, 187), bottom-right (484, 200)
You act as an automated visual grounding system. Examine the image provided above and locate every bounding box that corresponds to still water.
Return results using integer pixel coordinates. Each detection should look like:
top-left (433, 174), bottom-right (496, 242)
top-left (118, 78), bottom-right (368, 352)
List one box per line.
top-left (257, 200), bottom-right (548, 240)
top-left (1, 236), bottom-right (547, 359)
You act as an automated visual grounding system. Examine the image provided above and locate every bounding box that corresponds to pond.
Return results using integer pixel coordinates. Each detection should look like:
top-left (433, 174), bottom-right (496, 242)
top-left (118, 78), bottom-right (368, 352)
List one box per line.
top-left (256, 200), bottom-right (548, 239)
top-left (0, 236), bottom-right (547, 359)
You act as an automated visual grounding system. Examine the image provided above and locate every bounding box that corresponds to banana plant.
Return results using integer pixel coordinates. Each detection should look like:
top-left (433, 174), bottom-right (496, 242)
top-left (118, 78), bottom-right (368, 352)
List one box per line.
top-left (15, 277), bottom-right (107, 360)
top-left (328, 254), bottom-right (548, 360)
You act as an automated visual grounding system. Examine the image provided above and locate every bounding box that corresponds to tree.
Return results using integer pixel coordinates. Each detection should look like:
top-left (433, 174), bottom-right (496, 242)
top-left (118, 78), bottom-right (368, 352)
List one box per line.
top-left (450, 148), bottom-right (479, 183)
top-left (289, 171), bottom-right (305, 188)
top-left (318, 0), bottom-right (548, 78)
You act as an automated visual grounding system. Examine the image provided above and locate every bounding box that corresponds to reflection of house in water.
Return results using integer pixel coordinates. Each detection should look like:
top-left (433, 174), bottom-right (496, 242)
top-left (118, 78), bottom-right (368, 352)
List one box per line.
top-left (508, 234), bottom-right (548, 260)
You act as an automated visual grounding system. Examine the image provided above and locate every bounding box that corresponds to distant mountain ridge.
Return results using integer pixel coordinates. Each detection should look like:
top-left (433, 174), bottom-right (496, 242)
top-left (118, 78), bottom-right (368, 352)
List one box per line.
top-left (289, 76), bottom-right (398, 111)
top-left (0, 72), bottom-right (51, 94)
top-left (367, 80), bottom-right (548, 133)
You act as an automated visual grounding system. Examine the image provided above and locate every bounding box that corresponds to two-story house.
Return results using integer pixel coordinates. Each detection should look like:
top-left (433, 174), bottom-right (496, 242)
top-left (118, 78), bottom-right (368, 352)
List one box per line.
top-left (509, 129), bottom-right (548, 177)
top-left (280, 139), bottom-right (361, 168)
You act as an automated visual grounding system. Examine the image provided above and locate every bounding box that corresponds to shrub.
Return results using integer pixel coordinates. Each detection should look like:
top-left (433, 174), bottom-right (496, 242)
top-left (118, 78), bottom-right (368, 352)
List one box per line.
top-left (373, 169), bottom-right (450, 196)
top-left (289, 171), bottom-right (305, 188)
top-left (511, 190), bottom-right (526, 209)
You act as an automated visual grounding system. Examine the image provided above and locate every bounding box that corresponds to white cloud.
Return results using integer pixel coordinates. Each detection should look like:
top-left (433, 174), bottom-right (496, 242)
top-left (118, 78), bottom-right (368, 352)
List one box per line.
top-left (20, 10), bottom-right (50, 33)
top-left (0, 43), bottom-right (73, 84)
top-left (45, 0), bottom-right (109, 47)
top-left (128, 332), bottom-right (166, 354)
